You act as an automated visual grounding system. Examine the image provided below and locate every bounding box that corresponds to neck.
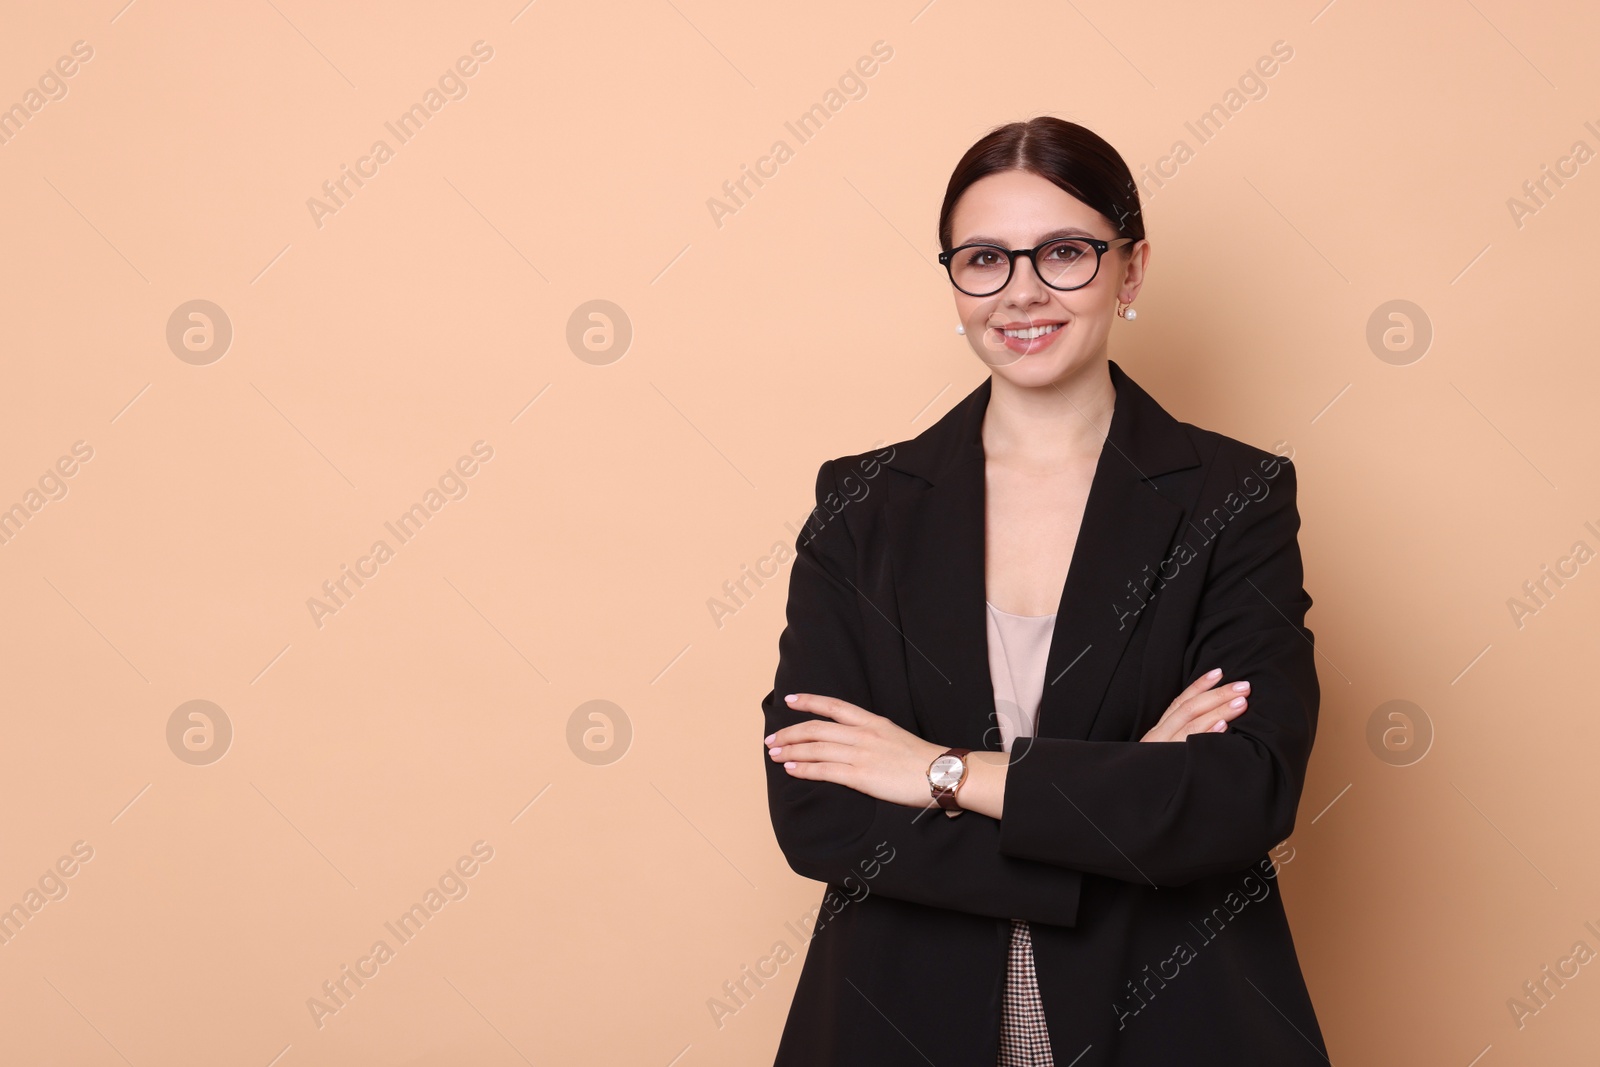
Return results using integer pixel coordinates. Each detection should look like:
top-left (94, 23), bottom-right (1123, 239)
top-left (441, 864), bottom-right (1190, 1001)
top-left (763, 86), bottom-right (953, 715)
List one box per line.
top-left (981, 356), bottom-right (1116, 465)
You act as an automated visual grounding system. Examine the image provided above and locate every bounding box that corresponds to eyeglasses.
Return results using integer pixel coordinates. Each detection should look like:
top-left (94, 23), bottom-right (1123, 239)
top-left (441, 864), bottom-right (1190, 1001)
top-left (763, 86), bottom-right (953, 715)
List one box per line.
top-left (938, 235), bottom-right (1135, 297)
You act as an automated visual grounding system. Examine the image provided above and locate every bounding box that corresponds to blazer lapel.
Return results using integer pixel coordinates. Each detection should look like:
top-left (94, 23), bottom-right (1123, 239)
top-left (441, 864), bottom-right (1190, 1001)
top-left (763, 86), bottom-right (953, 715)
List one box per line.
top-left (883, 360), bottom-right (1200, 751)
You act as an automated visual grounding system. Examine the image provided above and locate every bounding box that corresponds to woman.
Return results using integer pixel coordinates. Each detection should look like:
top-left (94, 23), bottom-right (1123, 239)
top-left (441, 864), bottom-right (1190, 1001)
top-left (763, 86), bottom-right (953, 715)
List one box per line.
top-left (761, 117), bottom-right (1328, 1065)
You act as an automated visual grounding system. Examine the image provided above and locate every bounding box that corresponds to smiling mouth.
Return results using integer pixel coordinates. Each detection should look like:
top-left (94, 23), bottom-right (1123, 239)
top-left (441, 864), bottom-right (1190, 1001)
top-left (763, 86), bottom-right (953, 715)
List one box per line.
top-left (999, 322), bottom-right (1064, 340)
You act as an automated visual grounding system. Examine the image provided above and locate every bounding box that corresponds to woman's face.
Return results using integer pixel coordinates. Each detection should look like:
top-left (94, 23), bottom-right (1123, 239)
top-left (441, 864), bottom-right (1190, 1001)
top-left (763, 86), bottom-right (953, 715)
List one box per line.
top-left (946, 168), bottom-right (1147, 387)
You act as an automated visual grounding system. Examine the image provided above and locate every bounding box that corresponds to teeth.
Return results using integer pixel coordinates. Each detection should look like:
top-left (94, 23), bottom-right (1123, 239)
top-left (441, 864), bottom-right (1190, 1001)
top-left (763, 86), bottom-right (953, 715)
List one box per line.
top-left (1002, 323), bottom-right (1063, 340)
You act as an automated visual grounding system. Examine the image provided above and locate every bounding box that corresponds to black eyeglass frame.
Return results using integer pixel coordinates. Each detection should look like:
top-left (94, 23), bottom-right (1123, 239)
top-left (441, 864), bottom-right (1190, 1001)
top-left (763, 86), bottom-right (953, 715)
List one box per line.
top-left (937, 235), bottom-right (1136, 297)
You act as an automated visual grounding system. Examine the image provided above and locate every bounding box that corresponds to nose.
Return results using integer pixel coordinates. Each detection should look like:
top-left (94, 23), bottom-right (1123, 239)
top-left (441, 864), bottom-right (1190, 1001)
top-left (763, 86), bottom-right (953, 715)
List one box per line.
top-left (999, 251), bottom-right (1047, 303)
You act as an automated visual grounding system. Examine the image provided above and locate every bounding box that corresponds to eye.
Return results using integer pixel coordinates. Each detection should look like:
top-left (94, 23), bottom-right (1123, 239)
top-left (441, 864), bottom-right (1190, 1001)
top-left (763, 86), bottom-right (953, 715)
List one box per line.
top-left (1044, 240), bottom-right (1090, 263)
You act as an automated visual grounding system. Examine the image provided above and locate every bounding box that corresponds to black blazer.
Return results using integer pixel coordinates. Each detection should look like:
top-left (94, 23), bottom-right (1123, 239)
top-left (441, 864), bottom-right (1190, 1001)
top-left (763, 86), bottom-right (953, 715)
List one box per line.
top-left (762, 360), bottom-right (1329, 1065)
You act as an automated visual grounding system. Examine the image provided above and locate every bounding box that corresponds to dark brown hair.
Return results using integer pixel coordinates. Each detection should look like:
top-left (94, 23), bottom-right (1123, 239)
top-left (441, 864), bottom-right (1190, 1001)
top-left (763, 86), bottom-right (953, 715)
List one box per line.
top-left (936, 116), bottom-right (1144, 253)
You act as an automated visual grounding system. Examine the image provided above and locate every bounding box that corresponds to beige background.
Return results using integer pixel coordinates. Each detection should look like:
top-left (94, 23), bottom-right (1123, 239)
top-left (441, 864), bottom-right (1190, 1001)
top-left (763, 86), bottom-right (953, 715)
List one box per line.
top-left (2, 0), bottom-right (1597, 1063)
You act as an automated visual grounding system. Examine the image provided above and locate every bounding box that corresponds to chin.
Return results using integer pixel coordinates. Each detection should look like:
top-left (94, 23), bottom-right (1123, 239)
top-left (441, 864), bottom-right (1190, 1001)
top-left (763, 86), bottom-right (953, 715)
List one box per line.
top-left (992, 348), bottom-right (1090, 388)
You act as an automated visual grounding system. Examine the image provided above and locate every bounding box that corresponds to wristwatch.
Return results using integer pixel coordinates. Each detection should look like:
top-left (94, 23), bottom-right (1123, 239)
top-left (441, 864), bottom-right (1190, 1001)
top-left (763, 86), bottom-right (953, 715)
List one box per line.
top-left (927, 747), bottom-right (972, 817)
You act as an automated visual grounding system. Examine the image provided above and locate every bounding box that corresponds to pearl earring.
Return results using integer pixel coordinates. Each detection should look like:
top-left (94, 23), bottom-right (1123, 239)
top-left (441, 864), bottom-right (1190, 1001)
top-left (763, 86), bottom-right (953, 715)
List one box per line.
top-left (955, 324), bottom-right (965, 335)
top-left (1116, 301), bottom-right (1138, 321)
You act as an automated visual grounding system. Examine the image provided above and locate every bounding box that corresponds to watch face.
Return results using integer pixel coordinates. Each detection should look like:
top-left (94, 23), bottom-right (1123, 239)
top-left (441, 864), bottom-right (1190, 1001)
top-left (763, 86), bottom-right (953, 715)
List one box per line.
top-left (929, 755), bottom-right (964, 789)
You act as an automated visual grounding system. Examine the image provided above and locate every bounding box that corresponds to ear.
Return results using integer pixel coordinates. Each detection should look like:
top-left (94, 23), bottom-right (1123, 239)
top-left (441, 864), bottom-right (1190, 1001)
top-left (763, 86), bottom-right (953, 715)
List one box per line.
top-left (1118, 239), bottom-right (1151, 303)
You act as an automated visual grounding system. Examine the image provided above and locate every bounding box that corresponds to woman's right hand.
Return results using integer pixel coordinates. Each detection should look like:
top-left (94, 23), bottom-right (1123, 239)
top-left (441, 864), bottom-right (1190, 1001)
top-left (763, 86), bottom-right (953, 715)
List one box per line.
top-left (1140, 668), bottom-right (1250, 742)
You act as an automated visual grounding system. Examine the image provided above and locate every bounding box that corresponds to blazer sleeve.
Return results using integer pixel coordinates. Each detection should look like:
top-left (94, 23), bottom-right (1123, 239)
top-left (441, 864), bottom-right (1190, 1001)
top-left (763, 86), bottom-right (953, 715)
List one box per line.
top-left (997, 454), bottom-right (1319, 887)
top-left (762, 458), bottom-right (1085, 927)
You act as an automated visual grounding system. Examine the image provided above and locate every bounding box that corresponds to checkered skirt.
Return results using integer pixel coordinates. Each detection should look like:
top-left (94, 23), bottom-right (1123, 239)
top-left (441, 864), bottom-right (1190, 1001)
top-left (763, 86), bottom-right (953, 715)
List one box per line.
top-left (997, 918), bottom-right (1054, 1065)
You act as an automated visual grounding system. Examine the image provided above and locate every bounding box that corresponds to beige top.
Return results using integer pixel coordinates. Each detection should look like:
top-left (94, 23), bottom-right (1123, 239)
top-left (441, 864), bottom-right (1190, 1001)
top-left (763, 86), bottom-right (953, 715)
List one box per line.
top-left (986, 599), bottom-right (1058, 1049)
top-left (984, 600), bottom-right (1056, 752)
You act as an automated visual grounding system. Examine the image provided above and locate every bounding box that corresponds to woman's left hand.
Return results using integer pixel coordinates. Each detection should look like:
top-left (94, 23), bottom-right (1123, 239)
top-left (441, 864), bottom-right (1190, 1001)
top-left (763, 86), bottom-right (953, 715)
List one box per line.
top-left (766, 693), bottom-right (946, 809)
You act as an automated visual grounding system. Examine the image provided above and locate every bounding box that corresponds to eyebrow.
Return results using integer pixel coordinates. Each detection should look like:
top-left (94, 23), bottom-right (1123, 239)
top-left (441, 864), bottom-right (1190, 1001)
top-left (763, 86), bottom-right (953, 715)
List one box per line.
top-left (957, 226), bottom-right (1104, 246)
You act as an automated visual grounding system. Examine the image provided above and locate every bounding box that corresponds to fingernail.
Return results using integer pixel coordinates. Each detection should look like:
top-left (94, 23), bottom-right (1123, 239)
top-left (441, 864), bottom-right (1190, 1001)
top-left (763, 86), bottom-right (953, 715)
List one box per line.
top-left (783, 761), bottom-right (797, 769)
top-left (769, 746), bottom-right (782, 755)
top-left (1230, 696), bottom-right (1246, 708)
top-left (764, 734), bottom-right (775, 744)
top-left (1232, 681), bottom-right (1250, 692)
top-left (1205, 668), bottom-right (1221, 679)
top-left (1211, 720), bottom-right (1227, 732)
top-left (784, 694), bottom-right (798, 703)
